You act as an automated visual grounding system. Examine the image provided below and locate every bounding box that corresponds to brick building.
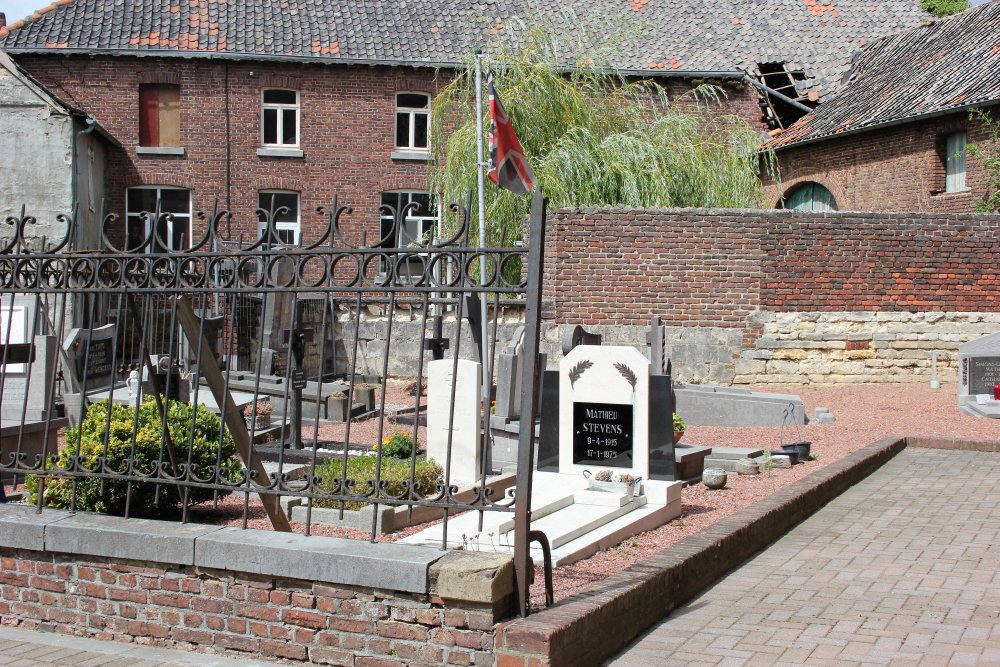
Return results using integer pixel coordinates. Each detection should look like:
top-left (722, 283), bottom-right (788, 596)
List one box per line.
top-left (764, 2), bottom-right (1000, 213)
top-left (0, 0), bottom-right (931, 246)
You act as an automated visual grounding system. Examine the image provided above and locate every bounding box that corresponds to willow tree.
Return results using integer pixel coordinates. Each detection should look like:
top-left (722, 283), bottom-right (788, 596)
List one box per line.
top-left (430, 23), bottom-right (771, 247)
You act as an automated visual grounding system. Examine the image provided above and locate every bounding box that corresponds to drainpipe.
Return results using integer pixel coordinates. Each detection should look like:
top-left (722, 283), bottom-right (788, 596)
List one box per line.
top-left (72, 116), bottom-right (98, 328)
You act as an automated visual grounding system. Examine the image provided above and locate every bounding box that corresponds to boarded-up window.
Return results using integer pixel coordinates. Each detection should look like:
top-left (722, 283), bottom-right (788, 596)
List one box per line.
top-left (139, 84), bottom-right (180, 147)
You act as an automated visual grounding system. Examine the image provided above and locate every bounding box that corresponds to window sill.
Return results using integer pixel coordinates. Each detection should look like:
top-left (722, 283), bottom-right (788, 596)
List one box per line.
top-left (391, 149), bottom-right (432, 162)
top-left (136, 146), bottom-right (186, 156)
top-left (257, 147), bottom-right (304, 158)
top-left (931, 189), bottom-right (972, 197)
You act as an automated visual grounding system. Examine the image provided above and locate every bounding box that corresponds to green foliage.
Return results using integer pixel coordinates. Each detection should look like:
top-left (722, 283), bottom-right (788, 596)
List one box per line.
top-left (920, 0), bottom-right (968, 17)
top-left (313, 455), bottom-right (443, 511)
top-left (673, 413), bottom-right (686, 431)
top-left (372, 431), bottom-right (418, 459)
top-left (26, 398), bottom-right (239, 517)
top-left (430, 15), bottom-right (771, 251)
top-left (969, 108), bottom-right (1000, 213)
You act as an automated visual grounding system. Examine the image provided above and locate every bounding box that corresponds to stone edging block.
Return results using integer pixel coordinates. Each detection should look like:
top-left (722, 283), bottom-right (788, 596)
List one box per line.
top-left (0, 504), bottom-right (72, 551)
top-left (45, 513), bottom-right (227, 565)
top-left (0, 506), bottom-right (516, 598)
top-left (496, 435), bottom-right (909, 667)
top-left (194, 527), bottom-right (444, 593)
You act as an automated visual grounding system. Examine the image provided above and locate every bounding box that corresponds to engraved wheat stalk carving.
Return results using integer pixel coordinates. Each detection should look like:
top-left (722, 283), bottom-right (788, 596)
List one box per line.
top-left (614, 363), bottom-right (637, 390)
top-left (568, 360), bottom-right (593, 389)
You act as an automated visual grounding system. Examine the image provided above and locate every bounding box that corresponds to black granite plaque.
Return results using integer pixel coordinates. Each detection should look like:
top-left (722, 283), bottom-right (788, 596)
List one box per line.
top-left (75, 337), bottom-right (114, 386)
top-left (969, 356), bottom-right (1000, 395)
top-left (572, 401), bottom-right (633, 468)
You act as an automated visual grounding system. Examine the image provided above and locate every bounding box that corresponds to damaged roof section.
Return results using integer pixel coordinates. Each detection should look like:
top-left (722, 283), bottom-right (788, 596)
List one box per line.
top-left (0, 0), bottom-right (931, 102)
top-left (768, 1), bottom-right (1000, 149)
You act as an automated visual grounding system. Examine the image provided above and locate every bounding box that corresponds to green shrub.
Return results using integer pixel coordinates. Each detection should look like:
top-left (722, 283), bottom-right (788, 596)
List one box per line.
top-left (26, 398), bottom-right (240, 517)
top-left (920, 0), bottom-right (967, 17)
top-left (313, 455), bottom-right (443, 511)
top-left (372, 431), bottom-right (417, 459)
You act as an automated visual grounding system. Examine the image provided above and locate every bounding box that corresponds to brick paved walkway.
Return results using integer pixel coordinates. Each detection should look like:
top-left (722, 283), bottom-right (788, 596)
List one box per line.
top-left (610, 448), bottom-right (1000, 666)
top-left (0, 626), bottom-right (287, 667)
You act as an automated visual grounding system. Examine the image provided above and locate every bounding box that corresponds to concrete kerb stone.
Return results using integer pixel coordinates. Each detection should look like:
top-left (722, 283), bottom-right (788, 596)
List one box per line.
top-left (0, 504), bottom-right (72, 551)
top-left (496, 435), bottom-right (910, 667)
top-left (193, 526), bottom-right (444, 593)
top-left (44, 512), bottom-right (227, 565)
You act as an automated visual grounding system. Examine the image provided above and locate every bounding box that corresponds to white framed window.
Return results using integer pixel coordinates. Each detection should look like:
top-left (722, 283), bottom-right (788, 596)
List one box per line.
top-left (379, 191), bottom-right (439, 278)
top-left (395, 93), bottom-right (430, 151)
top-left (126, 186), bottom-right (192, 252)
top-left (945, 131), bottom-right (967, 193)
top-left (262, 89), bottom-right (299, 147)
top-left (257, 191), bottom-right (301, 246)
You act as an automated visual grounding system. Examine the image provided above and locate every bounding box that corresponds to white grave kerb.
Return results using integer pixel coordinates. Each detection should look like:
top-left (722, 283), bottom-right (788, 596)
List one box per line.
top-left (426, 359), bottom-right (483, 485)
top-left (559, 345), bottom-right (649, 479)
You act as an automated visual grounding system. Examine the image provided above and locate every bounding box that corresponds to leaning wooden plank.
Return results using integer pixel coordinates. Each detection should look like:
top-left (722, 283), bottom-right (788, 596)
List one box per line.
top-left (174, 295), bottom-right (292, 533)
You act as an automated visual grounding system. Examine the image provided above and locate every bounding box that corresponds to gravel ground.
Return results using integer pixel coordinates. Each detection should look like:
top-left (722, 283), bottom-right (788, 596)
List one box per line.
top-left (7, 381), bottom-right (999, 609)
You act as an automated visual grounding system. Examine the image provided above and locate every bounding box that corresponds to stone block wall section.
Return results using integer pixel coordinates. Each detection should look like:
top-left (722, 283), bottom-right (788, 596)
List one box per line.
top-left (0, 507), bottom-right (515, 666)
top-left (733, 311), bottom-right (1000, 385)
top-left (544, 208), bottom-right (1000, 384)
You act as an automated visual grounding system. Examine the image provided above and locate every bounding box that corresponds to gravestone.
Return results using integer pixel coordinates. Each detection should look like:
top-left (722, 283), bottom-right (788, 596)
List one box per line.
top-left (1, 335), bottom-right (57, 422)
top-left (187, 311), bottom-right (225, 365)
top-left (63, 324), bottom-right (118, 425)
top-left (958, 332), bottom-right (1000, 417)
top-left (63, 324), bottom-right (117, 393)
top-left (493, 326), bottom-right (525, 423)
top-left (426, 359), bottom-right (483, 484)
top-left (1, 297), bottom-right (57, 422)
top-left (559, 345), bottom-right (649, 479)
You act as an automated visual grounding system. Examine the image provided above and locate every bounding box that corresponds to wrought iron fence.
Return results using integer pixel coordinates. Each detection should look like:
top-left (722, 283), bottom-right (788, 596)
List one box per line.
top-left (0, 192), bottom-right (547, 615)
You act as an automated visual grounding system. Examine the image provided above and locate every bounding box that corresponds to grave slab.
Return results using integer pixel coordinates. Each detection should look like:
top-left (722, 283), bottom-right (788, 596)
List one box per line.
top-left (675, 384), bottom-right (807, 426)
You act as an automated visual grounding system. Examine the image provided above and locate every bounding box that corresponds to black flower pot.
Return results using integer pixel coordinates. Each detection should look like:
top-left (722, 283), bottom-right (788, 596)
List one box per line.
top-left (782, 441), bottom-right (811, 461)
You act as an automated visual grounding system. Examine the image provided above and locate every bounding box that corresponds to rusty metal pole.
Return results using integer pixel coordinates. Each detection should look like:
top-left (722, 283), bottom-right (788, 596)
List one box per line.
top-left (513, 190), bottom-right (547, 617)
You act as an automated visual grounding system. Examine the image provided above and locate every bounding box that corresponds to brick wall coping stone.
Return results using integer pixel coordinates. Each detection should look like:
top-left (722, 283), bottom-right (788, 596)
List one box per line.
top-left (0, 505), bottom-right (451, 594)
top-left (551, 205), bottom-right (1000, 221)
top-left (496, 435), bottom-right (911, 667)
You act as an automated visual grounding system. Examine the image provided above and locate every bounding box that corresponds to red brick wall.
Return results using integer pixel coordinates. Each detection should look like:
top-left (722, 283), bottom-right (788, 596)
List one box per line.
top-left (13, 55), bottom-right (763, 243)
top-left (543, 208), bottom-right (763, 327)
top-left (544, 208), bottom-right (1000, 325)
top-left (764, 110), bottom-right (996, 214)
top-left (14, 56), bottom-right (443, 244)
top-left (0, 549), bottom-right (497, 666)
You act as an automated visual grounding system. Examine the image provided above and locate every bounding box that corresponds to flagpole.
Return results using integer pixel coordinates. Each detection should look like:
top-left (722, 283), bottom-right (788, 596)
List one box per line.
top-left (475, 52), bottom-right (490, 412)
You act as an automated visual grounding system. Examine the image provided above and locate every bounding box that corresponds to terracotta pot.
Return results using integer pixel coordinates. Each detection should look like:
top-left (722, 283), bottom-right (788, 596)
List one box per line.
top-left (673, 429), bottom-right (684, 444)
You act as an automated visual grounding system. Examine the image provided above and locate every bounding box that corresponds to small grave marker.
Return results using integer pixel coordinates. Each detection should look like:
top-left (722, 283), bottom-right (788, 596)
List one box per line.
top-left (63, 324), bottom-right (117, 393)
top-left (426, 359), bottom-right (482, 484)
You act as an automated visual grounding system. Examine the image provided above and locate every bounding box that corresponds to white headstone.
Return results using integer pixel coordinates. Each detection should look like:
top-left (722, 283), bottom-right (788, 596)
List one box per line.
top-left (958, 332), bottom-right (1000, 416)
top-left (559, 345), bottom-right (650, 479)
top-left (426, 359), bottom-right (482, 485)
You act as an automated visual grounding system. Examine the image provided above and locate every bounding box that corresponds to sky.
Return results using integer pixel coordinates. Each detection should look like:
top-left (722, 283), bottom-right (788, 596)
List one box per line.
top-left (1, 0), bottom-right (46, 23)
top-left (0, 0), bottom-right (991, 26)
